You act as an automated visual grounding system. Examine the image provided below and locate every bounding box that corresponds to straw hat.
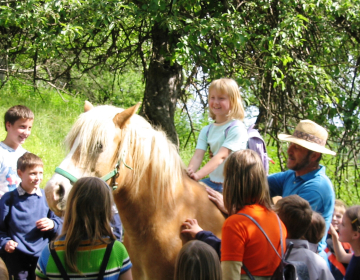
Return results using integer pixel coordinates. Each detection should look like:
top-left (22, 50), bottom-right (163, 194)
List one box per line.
top-left (278, 120), bottom-right (336, 155)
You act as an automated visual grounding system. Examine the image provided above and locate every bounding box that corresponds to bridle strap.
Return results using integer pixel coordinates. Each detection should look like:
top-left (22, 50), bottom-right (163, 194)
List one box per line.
top-left (54, 164), bottom-right (121, 189)
top-left (55, 167), bottom-right (78, 184)
top-left (54, 142), bottom-right (133, 189)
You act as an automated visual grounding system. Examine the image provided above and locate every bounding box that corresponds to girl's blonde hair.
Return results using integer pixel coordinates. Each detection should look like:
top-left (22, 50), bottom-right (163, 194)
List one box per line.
top-left (60, 177), bottom-right (115, 272)
top-left (345, 205), bottom-right (360, 233)
top-left (208, 78), bottom-right (245, 121)
top-left (223, 149), bottom-right (271, 215)
top-left (174, 240), bottom-right (221, 280)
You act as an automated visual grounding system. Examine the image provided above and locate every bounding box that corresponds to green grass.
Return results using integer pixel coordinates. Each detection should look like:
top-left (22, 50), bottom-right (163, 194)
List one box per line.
top-left (0, 79), bottom-right (85, 187)
top-left (1, 78), bottom-right (359, 206)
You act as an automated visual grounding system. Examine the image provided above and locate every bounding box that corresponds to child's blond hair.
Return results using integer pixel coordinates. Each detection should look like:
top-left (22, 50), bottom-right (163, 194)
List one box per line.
top-left (208, 78), bottom-right (245, 121)
top-left (334, 199), bottom-right (347, 215)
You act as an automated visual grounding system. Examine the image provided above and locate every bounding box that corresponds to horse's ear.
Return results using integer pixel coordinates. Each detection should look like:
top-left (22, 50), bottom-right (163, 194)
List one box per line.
top-left (84, 101), bottom-right (94, 112)
top-left (113, 102), bottom-right (141, 129)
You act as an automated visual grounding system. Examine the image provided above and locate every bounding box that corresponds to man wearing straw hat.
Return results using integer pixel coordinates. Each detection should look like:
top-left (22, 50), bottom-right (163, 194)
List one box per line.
top-left (268, 119), bottom-right (336, 263)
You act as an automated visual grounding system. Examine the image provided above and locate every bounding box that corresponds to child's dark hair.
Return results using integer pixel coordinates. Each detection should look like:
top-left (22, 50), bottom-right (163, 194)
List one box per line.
top-left (274, 195), bottom-right (312, 239)
top-left (174, 240), bottom-right (221, 280)
top-left (223, 150), bottom-right (271, 215)
top-left (303, 211), bottom-right (326, 244)
top-left (345, 205), bottom-right (360, 233)
top-left (4, 105), bottom-right (34, 131)
top-left (17, 153), bottom-right (43, 172)
top-left (61, 177), bottom-right (115, 273)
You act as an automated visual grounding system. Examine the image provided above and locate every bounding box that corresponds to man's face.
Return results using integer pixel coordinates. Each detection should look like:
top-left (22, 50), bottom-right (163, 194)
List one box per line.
top-left (286, 143), bottom-right (313, 171)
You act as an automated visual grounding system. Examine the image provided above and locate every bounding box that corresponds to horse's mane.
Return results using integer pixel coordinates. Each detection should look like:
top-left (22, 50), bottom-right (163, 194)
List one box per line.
top-left (65, 105), bottom-right (185, 204)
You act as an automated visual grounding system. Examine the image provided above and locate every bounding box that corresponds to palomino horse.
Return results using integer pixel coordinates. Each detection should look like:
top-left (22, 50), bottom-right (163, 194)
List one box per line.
top-left (45, 101), bottom-right (225, 280)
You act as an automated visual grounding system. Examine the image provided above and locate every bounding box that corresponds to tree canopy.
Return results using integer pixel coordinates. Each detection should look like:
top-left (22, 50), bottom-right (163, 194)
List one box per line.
top-left (1, 0), bottom-right (359, 201)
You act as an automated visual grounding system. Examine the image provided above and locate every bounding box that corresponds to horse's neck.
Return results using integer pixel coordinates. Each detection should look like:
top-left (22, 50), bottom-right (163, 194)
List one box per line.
top-left (114, 174), bottom-right (181, 238)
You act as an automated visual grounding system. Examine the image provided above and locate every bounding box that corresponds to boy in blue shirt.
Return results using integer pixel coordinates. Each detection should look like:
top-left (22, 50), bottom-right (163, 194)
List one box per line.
top-left (0, 105), bottom-right (34, 199)
top-left (0, 153), bottom-right (62, 280)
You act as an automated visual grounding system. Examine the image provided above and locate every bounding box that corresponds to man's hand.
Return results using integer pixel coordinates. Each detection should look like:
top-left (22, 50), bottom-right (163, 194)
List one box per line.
top-left (36, 218), bottom-right (55, 231)
top-left (206, 187), bottom-right (228, 214)
top-left (181, 219), bottom-right (204, 239)
top-left (5, 240), bottom-right (18, 253)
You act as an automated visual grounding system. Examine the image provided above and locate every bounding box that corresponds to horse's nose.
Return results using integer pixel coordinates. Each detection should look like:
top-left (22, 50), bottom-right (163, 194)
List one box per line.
top-left (45, 174), bottom-right (71, 216)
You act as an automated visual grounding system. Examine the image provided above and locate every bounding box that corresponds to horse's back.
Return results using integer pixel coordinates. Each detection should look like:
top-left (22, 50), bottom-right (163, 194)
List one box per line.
top-left (176, 175), bottom-right (225, 238)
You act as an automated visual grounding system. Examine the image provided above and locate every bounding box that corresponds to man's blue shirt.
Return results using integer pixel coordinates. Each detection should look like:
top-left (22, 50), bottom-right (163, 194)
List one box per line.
top-left (268, 165), bottom-right (335, 253)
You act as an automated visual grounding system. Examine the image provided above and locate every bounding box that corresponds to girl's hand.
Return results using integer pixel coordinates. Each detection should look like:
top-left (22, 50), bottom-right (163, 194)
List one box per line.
top-left (36, 218), bottom-right (55, 231)
top-left (187, 167), bottom-right (194, 177)
top-left (329, 224), bottom-right (339, 239)
top-left (5, 240), bottom-right (18, 253)
top-left (206, 187), bottom-right (228, 214)
top-left (190, 172), bottom-right (201, 181)
top-left (181, 219), bottom-right (204, 239)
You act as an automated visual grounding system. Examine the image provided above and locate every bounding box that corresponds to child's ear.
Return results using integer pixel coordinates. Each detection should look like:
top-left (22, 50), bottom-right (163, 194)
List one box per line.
top-left (17, 169), bottom-right (22, 177)
top-left (5, 121), bottom-right (11, 130)
top-left (353, 230), bottom-right (360, 241)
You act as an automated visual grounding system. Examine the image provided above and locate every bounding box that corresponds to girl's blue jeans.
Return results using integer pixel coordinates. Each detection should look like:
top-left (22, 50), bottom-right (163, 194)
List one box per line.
top-left (200, 178), bottom-right (223, 193)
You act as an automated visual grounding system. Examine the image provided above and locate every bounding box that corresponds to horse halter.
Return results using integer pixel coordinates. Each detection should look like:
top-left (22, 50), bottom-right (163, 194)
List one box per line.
top-left (54, 151), bottom-right (133, 190)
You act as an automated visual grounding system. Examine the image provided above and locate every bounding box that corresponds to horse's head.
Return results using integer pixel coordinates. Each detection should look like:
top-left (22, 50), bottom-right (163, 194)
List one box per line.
top-left (45, 101), bottom-right (145, 216)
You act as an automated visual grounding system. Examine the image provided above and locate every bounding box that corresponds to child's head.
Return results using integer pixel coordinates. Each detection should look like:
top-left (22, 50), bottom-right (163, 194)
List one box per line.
top-left (4, 105), bottom-right (34, 148)
top-left (174, 240), bottom-right (221, 280)
top-left (63, 177), bottom-right (115, 239)
top-left (17, 153), bottom-right (43, 192)
top-left (17, 152), bottom-right (43, 172)
top-left (223, 149), bottom-right (271, 215)
top-left (332, 199), bottom-right (347, 232)
top-left (4, 105), bottom-right (34, 131)
top-left (339, 205), bottom-right (360, 245)
top-left (0, 258), bottom-right (9, 280)
top-left (62, 177), bottom-right (115, 272)
top-left (274, 195), bottom-right (312, 239)
top-left (303, 211), bottom-right (326, 244)
top-left (208, 78), bottom-right (245, 121)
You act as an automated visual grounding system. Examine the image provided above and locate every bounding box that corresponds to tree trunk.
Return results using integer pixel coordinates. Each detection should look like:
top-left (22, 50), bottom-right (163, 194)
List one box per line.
top-left (140, 23), bottom-right (182, 146)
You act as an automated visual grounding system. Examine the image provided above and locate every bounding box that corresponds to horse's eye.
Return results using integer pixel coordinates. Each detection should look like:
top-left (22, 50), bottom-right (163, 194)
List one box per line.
top-left (98, 143), bottom-right (103, 150)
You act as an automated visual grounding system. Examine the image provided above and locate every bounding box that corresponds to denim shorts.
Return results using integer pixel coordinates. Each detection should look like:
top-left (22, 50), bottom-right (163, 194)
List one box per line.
top-left (200, 178), bottom-right (223, 193)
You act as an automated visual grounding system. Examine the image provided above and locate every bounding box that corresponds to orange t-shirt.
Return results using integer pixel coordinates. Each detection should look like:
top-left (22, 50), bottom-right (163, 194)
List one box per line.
top-left (221, 204), bottom-right (287, 276)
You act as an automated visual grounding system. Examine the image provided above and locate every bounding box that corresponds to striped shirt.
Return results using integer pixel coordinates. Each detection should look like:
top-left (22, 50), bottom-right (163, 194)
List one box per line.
top-left (36, 237), bottom-right (132, 279)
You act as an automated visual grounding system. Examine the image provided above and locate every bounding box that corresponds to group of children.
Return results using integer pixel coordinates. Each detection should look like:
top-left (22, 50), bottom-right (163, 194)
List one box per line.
top-left (1, 77), bottom-right (360, 280)
top-left (0, 106), bottom-right (132, 279)
top-left (181, 78), bottom-right (360, 280)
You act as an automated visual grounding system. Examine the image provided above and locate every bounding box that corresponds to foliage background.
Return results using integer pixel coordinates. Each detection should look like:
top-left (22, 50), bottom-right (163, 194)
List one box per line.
top-left (1, 79), bottom-right (358, 206)
top-left (1, 0), bottom-right (359, 205)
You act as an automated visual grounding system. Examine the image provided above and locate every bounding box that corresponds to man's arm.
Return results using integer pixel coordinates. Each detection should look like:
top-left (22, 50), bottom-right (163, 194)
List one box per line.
top-left (267, 172), bottom-right (287, 197)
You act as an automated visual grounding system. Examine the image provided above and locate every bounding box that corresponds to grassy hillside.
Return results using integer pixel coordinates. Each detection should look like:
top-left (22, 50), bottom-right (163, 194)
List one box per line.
top-left (1, 79), bottom-right (358, 206)
top-left (0, 80), bottom-right (85, 186)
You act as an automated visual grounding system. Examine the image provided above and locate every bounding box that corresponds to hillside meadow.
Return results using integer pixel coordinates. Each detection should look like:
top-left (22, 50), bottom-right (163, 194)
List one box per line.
top-left (1, 79), bottom-right (358, 206)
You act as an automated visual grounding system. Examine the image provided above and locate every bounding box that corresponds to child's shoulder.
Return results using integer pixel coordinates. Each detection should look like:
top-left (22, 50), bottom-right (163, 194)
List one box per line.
top-left (0, 142), bottom-right (27, 154)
